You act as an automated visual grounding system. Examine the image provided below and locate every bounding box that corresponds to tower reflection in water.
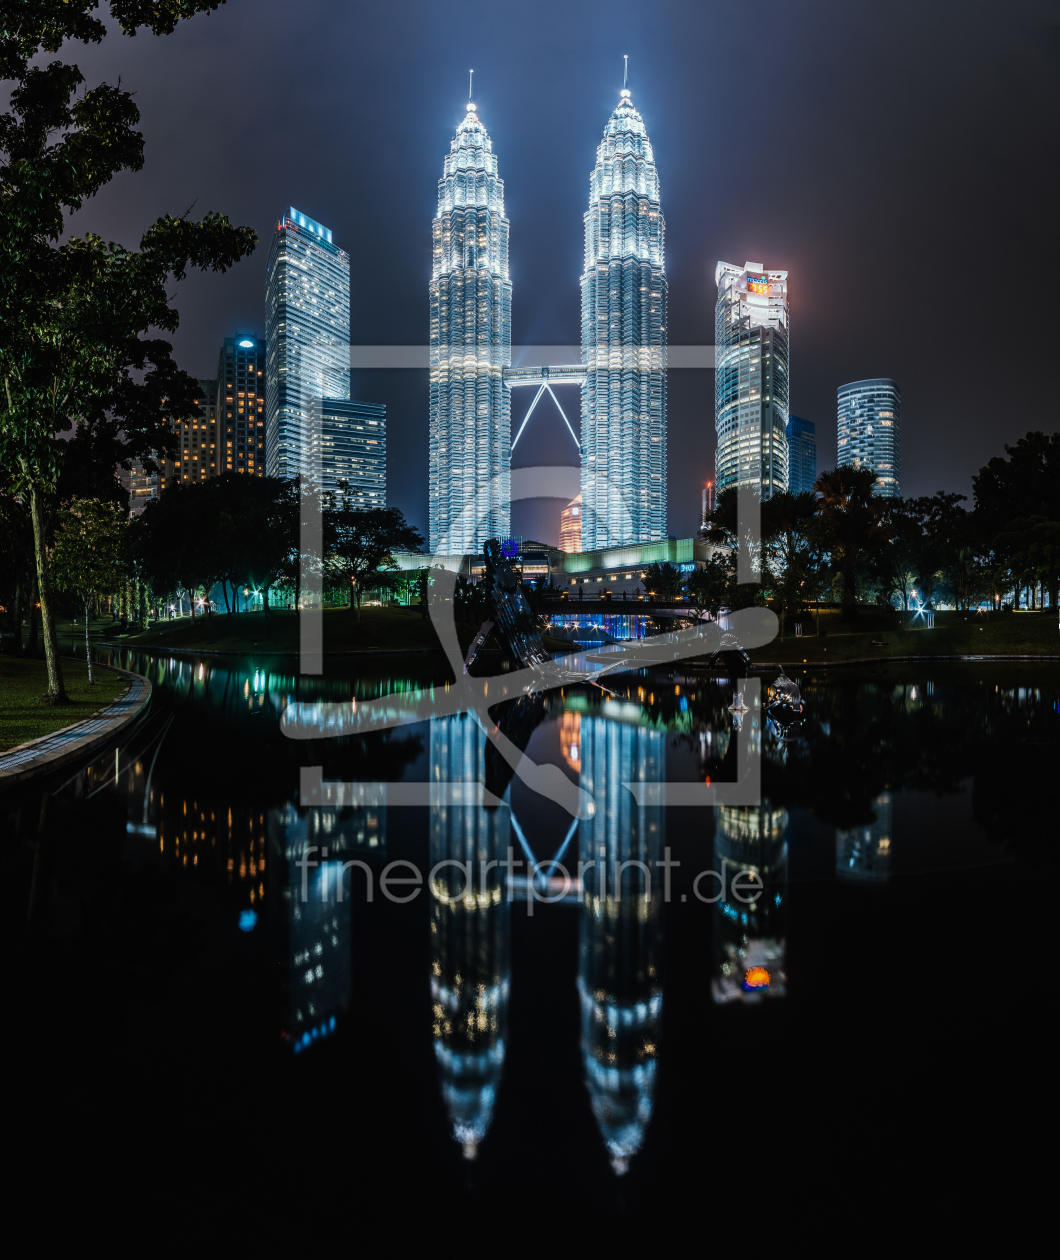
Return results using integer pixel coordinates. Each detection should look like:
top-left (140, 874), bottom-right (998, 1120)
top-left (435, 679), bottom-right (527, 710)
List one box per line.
top-left (836, 793), bottom-right (893, 882)
top-left (429, 716), bottom-right (511, 1160)
top-left (712, 804), bottom-right (788, 1004)
top-left (577, 717), bottom-right (664, 1175)
top-left (270, 798), bottom-right (384, 1053)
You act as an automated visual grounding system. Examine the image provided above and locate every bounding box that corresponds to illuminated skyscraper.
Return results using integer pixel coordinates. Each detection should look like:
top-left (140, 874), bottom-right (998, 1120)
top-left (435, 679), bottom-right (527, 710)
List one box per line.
top-left (429, 96), bottom-right (511, 554)
top-left (558, 493), bottom-right (582, 553)
top-left (265, 208), bottom-right (350, 482)
top-left (786, 415), bottom-right (817, 495)
top-left (580, 87), bottom-right (667, 549)
top-left (218, 334), bottom-right (266, 476)
top-left (714, 262), bottom-right (789, 498)
top-left (577, 716), bottom-right (664, 1174)
top-left (429, 716), bottom-right (510, 1160)
top-left (837, 378), bottom-right (901, 498)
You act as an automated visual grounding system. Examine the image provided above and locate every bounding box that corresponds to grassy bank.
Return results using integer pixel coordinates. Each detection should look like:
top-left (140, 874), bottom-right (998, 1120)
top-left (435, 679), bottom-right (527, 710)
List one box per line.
top-left (118, 606), bottom-right (576, 659)
top-left (0, 657), bottom-right (128, 752)
top-left (750, 609), bottom-right (1060, 665)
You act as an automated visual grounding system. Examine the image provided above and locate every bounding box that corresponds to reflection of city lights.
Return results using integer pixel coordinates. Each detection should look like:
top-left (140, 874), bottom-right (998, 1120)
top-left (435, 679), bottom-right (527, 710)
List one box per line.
top-left (743, 966), bottom-right (771, 990)
top-left (560, 710), bottom-right (582, 771)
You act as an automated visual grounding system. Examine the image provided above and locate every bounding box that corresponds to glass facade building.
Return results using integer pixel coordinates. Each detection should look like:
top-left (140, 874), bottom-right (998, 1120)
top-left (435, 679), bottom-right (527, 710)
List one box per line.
top-left (714, 261), bottom-right (789, 498)
top-left (314, 399), bottom-right (386, 508)
top-left (786, 415), bottom-right (817, 495)
top-left (429, 100), bottom-right (511, 554)
top-left (580, 88), bottom-right (667, 550)
top-left (265, 208), bottom-right (350, 482)
top-left (837, 378), bottom-right (901, 498)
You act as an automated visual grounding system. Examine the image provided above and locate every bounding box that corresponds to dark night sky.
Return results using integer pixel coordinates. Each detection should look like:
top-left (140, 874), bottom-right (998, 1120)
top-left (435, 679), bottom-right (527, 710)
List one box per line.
top-left (53, 0), bottom-right (1060, 542)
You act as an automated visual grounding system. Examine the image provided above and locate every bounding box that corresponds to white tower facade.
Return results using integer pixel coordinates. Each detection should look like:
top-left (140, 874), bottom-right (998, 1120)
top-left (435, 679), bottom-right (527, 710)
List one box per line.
top-left (429, 99), bottom-right (511, 554)
top-left (580, 88), bottom-right (667, 550)
top-left (714, 261), bottom-right (789, 498)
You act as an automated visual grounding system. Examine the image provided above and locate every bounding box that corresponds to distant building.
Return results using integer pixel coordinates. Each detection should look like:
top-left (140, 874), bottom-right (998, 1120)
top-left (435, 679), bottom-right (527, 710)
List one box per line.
top-left (558, 494), bottom-right (582, 553)
top-left (121, 460), bottom-right (159, 515)
top-left (316, 398), bottom-right (386, 508)
top-left (714, 261), bottom-right (789, 498)
top-left (699, 481), bottom-right (714, 536)
top-left (786, 416), bottom-right (817, 495)
top-left (218, 335), bottom-right (266, 476)
top-left (266, 207), bottom-right (351, 482)
top-left (160, 378), bottom-right (218, 491)
top-left (837, 378), bottom-right (900, 498)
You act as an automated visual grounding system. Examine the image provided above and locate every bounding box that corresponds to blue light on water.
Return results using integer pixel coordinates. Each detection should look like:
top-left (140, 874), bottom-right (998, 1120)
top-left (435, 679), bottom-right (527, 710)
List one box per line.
top-left (238, 909), bottom-right (257, 932)
top-left (291, 1017), bottom-right (337, 1054)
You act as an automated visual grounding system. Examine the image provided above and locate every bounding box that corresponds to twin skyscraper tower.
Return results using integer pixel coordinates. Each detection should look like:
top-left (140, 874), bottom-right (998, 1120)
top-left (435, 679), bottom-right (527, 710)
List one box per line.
top-left (428, 82), bottom-right (667, 555)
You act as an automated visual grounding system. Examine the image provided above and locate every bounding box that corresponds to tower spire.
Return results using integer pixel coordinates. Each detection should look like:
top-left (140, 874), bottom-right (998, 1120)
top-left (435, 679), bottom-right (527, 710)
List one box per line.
top-left (469, 68), bottom-right (473, 104)
top-left (623, 54), bottom-right (628, 89)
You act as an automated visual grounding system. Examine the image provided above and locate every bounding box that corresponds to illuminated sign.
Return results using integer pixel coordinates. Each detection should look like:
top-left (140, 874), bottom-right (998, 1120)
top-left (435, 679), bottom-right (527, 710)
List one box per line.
top-left (748, 276), bottom-right (770, 294)
top-left (238, 339), bottom-right (255, 349)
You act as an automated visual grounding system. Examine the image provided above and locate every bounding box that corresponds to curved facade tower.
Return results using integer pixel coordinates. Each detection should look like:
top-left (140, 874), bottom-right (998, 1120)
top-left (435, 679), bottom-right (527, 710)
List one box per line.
top-left (429, 100), bottom-right (511, 554)
top-left (580, 88), bottom-right (667, 550)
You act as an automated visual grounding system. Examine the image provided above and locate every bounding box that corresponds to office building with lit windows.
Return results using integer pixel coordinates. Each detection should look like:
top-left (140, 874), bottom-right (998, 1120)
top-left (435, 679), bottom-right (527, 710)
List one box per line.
top-left (786, 415), bottom-right (817, 495)
top-left (837, 378), bottom-right (901, 498)
top-left (580, 88), bottom-right (667, 549)
top-left (714, 262), bottom-right (789, 498)
top-left (315, 399), bottom-right (386, 507)
top-left (265, 207), bottom-right (351, 482)
top-left (428, 98), bottom-right (511, 554)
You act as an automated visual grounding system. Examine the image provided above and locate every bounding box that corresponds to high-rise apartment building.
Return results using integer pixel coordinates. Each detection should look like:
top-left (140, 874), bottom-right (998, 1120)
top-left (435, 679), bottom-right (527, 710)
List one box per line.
top-left (558, 494), bottom-right (582, 553)
top-left (428, 98), bottom-right (511, 554)
top-left (786, 415), bottom-right (817, 495)
top-left (714, 262), bottom-right (789, 498)
top-left (315, 399), bottom-right (386, 508)
top-left (265, 207), bottom-right (351, 482)
top-left (837, 378), bottom-right (900, 498)
top-left (580, 87), bottom-right (666, 550)
top-left (218, 335), bottom-right (266, 476)
top-left (159, 378), bottom-right (217, 492)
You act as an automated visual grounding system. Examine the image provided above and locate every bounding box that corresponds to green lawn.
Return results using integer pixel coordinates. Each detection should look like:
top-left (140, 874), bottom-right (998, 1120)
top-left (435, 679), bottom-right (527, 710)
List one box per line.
top-left (750, 608), bottom-right (1060, 664)
top-left (0, 656), bottom-right (129, 752)
top-left (119, 605), bottom-right (577, 659)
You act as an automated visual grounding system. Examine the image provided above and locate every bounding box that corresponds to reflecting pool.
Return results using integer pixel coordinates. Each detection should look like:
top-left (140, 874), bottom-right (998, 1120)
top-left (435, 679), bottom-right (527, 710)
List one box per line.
top-left (3, 649), bottom-right (1056, 1214)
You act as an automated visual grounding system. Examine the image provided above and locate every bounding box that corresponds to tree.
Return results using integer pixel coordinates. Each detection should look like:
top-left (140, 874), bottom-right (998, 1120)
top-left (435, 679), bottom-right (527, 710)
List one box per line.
top-left (761, 490), bottom-right (819, 640)
top-left (1, 3), bottom-right (254, 702)
top-left (641, 562), bottom-right (683, 603)
top-left (50, 497), bottom-right (126, 682)
top-left (325, 505), bottom-right (424, 624)
top-left (685, 553), bottom-right (733, 620)
top-left (814, 467), bottom-right (888, 616)
top-left (901, 491), bottom-right (969, 609)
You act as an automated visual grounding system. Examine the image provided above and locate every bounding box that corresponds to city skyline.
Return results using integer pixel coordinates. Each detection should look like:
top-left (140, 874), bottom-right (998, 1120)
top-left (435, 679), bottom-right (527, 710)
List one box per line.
top-left (67, 2), bottom-right (1058, 538)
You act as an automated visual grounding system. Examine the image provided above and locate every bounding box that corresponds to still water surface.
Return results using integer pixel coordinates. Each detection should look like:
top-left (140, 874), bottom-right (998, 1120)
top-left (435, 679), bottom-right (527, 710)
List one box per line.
top-left (5, 648), bottom-right (1055, 1212)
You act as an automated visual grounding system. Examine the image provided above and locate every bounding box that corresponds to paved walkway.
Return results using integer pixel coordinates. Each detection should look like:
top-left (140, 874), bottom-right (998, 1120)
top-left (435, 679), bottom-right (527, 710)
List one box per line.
top-left (0, 667), bottom-right (152, 789)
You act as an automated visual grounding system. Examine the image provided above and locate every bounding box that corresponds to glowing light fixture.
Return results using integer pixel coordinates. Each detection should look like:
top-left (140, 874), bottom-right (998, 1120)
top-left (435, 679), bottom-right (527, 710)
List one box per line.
top-left (743, 966), bottom-right (771, 990)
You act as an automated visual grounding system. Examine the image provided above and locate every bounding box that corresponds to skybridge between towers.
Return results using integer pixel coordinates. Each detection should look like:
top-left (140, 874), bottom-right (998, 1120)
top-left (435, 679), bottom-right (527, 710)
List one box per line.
top-left (504, 363), bottom-right (587, 456)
